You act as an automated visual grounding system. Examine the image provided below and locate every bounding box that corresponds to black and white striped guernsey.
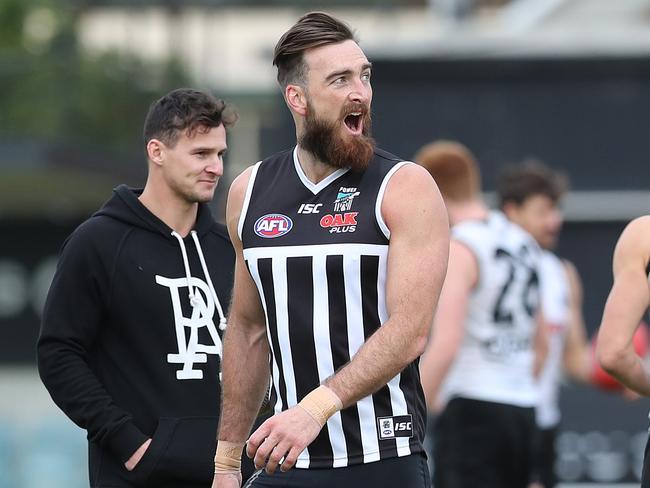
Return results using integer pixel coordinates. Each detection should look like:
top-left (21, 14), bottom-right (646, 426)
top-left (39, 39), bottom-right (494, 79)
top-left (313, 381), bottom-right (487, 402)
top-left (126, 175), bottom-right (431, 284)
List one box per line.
top-left (238, 146), bottom-right (426, 469)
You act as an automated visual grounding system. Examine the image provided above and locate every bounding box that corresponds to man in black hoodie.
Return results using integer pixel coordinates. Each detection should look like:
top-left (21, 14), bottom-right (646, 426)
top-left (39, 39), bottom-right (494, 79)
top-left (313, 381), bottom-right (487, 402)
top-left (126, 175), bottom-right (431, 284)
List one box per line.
top-left (38, 88), bottom-right (238, 488)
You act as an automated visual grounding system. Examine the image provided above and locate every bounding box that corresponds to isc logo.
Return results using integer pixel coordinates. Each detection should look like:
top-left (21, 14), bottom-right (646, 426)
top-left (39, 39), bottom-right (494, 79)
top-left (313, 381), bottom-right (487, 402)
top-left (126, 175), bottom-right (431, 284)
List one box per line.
top-left (395, 422), bottom-right (412, 431)
top-left (377, 415), bottom-right (414, 440)
top-left (254, 214), bottom-right (293, 238)
top-left (298, 203), bottom-right (322, 214)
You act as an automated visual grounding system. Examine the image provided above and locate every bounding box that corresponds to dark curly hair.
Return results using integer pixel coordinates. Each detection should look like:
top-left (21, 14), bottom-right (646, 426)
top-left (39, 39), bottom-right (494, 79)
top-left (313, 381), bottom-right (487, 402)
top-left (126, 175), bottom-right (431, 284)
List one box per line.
top-left (143, 88), bottom-right (238, 148)
top-left (497, 159), bottom-right (568, 208)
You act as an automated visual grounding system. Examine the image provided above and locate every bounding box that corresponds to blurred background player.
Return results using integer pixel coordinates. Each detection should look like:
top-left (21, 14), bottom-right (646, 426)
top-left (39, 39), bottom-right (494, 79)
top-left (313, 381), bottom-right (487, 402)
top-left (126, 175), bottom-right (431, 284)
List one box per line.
top-left (497, 161), bottom-right (592, 488)
top-left (416, 140), bottom-right (546, 488)
top-left (597, 216), bottom-right (650, 486)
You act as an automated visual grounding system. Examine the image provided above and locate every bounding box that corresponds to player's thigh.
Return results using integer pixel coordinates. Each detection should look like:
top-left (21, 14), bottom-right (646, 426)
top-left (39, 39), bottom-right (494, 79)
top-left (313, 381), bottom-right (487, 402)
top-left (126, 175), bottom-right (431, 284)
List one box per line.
top-left (433, 398), bottom-right (504, 488)
top-left (501, 405), bottom-right (536, 488)
top-left (537, 427), bottom-right (558, 488)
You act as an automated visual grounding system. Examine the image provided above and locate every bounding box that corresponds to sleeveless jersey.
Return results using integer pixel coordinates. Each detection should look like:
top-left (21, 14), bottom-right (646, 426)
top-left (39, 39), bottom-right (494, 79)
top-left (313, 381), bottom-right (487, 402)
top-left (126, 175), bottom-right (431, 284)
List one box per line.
top-left (536, 251), bottom-right (571, 428)
top-left (239, 146), bottom-right (426, 469)
top-left (441, 211), bottom-right (542, 407)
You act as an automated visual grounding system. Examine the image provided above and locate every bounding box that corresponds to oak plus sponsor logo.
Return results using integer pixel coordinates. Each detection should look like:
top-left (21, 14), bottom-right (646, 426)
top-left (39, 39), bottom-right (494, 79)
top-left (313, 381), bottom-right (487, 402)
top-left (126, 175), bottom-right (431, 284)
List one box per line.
top-left (254, 214), bottom-right (293, 238)
top-left (377, 414), bottom-right (413, 440)
top-left (334, 187), bottom-right (360, 212)
top-left (319, 212), bottom-right (358, 234)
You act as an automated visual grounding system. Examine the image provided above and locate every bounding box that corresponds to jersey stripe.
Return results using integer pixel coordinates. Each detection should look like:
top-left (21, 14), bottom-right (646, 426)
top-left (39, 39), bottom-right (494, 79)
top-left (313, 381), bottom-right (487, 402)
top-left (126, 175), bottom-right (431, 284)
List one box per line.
top-left (375, 253), bottom-right (413, 457)
top-left (361, 255), bottom-right (398, 460)
top-left (286, 256), bottom-right (334, 466)
top-left (312, 254), bottom-right (349, 467)
top-left (252, 258), bottom-right (289, 413)
top-left (343, 252), bottom-right (380, 463)
top-left (268, 256), bottom-right (312, 467)
top-left (326, 254), bottom-right (362, 466)
top-left (401, 363), bottom-right (427, 455)
top-left (246, 243), bottom-right (412, 466)
top-left (243, 243), bottom-right (389, 260)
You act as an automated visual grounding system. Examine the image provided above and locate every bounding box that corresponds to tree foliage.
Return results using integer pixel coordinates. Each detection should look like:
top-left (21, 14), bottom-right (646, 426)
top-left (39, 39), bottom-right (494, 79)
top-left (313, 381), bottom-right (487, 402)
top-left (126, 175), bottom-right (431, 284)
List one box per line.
top-left (0, 0), bottom-right (191, 153)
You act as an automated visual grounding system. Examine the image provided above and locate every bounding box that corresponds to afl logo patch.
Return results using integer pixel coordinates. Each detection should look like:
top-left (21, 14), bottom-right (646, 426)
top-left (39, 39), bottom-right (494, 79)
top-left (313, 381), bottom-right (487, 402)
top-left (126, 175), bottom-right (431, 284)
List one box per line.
top-left (254, 214), bottom-right (293, 238)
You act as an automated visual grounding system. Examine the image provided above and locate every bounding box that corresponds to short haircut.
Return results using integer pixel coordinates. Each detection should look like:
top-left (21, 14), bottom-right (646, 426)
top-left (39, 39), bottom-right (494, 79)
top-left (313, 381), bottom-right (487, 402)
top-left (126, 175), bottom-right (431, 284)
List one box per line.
top-left (143, 88), bottom-right (238, 149)
top-left (497, 159), bottom-right (568, 208)
top-left (273, 11), bottom-right (356, 88)
top-left (414, 140), bottom-right (481, 202)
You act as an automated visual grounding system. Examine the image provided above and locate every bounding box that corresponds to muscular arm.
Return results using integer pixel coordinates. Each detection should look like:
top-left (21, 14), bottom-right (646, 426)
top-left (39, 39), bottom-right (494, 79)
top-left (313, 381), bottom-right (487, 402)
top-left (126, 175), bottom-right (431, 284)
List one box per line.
top-left (324, 164), bottom-right (449, 406)
top-left (562, 260), bottom-right (592, 383)
top-left (597, 216), bottom-right (650, 395)
top-left (218, 167), bottom-right (271, 444)
top-left (419, 240), bottom-right (477, 412)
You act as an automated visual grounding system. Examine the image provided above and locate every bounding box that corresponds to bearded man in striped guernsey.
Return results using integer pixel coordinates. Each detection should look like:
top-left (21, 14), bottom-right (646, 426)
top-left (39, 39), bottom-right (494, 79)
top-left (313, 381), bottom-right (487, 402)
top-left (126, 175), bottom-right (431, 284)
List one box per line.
top-left (212, 11), bottom-right (449, 488)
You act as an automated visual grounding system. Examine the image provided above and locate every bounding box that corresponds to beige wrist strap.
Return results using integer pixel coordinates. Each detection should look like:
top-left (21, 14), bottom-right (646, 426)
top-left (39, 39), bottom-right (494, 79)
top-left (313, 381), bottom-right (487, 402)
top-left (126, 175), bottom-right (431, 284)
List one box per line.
top-left (297, 385), bottom-right (343, 428)
top-left (214, 440), bottom-right (245, 475)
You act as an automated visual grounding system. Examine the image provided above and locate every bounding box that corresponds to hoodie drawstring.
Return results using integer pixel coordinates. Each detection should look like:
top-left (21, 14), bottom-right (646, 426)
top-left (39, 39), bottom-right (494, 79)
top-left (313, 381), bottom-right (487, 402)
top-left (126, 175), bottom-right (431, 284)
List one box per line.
top-left (190, 230), bottom-right (227, 331)
top-left (171, 231), bottom-right (228, 331)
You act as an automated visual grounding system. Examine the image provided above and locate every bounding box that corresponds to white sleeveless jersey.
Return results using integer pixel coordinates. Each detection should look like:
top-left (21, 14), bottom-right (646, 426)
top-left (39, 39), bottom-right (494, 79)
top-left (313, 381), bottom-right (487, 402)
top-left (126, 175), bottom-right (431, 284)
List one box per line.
top-left (536, 251), bottom-right (571, 428)
top-left (442, 211), bottom-right (542, 407)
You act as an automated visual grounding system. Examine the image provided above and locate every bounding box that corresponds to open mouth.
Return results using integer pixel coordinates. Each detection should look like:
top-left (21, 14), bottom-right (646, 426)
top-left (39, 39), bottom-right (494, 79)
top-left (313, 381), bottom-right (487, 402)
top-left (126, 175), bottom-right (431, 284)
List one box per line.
top-left (344, 112), bottom-right (363, 135)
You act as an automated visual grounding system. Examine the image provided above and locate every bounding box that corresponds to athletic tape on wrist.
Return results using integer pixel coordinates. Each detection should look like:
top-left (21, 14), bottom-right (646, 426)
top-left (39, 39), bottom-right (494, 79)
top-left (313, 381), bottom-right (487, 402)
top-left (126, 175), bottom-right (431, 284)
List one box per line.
top-left (297, 385), bottom-right (343, 428)
top-left (214, 440), bottom-right (244, 474)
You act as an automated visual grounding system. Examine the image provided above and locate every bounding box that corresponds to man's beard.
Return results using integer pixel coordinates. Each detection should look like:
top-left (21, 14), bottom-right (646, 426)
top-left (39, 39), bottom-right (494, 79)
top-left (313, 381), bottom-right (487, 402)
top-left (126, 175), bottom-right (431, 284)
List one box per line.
top-left (299, 102), bottom-right (375, 172)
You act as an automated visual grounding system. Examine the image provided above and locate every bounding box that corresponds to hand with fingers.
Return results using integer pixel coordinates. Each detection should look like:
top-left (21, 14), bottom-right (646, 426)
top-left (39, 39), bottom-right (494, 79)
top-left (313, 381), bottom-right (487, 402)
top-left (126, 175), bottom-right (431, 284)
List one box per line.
top-left (247, 404), bottom-right (323, 474)
top-left (247, 385), bottom-right (342, 474)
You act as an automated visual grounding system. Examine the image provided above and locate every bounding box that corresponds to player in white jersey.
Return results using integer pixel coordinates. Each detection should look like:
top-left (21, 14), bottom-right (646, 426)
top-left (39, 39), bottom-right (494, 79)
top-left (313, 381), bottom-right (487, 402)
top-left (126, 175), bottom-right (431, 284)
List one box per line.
top-left (597, 216), bottom-right (650, 487)
top-left (497, 162), bottom-right (592, 488)
top-left (416, 141), bottom-right (547, 488)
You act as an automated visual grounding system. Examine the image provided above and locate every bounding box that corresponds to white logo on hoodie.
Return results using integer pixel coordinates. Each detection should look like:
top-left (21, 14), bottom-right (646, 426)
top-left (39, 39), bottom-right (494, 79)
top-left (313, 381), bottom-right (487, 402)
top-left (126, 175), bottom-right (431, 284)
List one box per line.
top-left (156, 275), bottom-right (223, 380)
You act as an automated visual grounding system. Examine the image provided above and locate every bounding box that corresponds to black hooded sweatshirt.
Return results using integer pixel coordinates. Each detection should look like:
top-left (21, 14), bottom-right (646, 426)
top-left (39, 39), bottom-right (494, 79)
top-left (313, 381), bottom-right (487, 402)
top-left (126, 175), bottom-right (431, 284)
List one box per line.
top-left (37, 185), bottom-right (235, 487)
